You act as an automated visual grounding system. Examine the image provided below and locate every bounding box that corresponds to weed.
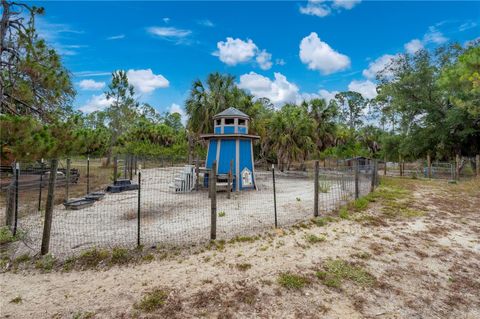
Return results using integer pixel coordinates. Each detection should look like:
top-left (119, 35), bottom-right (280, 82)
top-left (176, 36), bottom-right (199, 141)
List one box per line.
top-left (236, 263), bottom-right (252, 271)
top-left (0, 227), bottom-right (23, 245)
top-left (142, 254), bottom-right (155, 262)
top-left (305, 234), bottom-right (326, 244)
top-left (78, 248), bottom-right (110, 268)
top-left (352, 197), bottom-right (369, 211)
top-left (207, 239), bottom-right (226, 251)
top-left (229, 236), bottom-right (258, 244)
top-left (351, 251), bottom-right (371, 260)
top-left (218, 211), bottom-right (226, 217)
top-left (312, 216), bottom-right (336, 227)
top-left (9, 296), bottom-right (22, 304)
top-left (111, 247), bottom-right (130, 265)
top-left (73, 311), bottom-right (95, 319)
top-left (35, 254), bottom-right (55, 272)
top-left (339, 207), bottom-right (350, 219)
top-left (318, 180), bottom-right (331, 193)
top-left (296, 197), bottom-right (301, 202)
top-left (277, 272), bottom-right (310, 289)
top-left (14, 254), bottom-right (30, 265)
top-left (135, 289), bottom-right (168, 312)
top-left (316, 259), bottom-right (375, 288)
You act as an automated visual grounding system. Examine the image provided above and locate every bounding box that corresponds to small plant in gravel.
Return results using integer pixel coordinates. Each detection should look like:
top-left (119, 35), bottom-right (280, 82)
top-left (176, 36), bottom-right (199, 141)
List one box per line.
top-left (339, 207), bottom-right (350, 219)
top-left (218, 211), bottom-right (226, 217)
top-left (14, 254), bottom-right (31, 265)
top-left (296, 197), bottom-right (301, 202)
top-left (316, 259), bottom-right (375, 288)
top-left (135, 289), bottom-right (168, 312)
top-left (78, 248), bottom-right (110, 268)
top-left (0, 227), bottom-right (24, 245)
top-left (236, 263), bottom-right (252, 271)
top-left (9, 296), bottom-right (22, 304)
top-left (35, 254), bottom-right (55, 272)
top-left (318, 180), bottom-right (331, 193)
top-left (277, 272), bottom-right (310, 290)
top-left (111, 247), bottom-right (130, 265)
top-left (305, 234), bottom-right (326, 244)
top-left (312, 216), bottom-right (336, 227)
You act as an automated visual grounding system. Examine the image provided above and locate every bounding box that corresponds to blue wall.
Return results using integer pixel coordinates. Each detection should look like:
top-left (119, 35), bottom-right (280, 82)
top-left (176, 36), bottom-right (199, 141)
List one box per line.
top-left (239, 139), bottom-right (254, 189)
top-left (223, 126), bottom-right (235, 134)
top-left (206, 139), bottom-right (217, 168)
top-left (238, 126), bottom-right (247, 134)
top-left (214, 127), bottom-right (221, 134)
top-left (218, 139), bottom-right (236, 174)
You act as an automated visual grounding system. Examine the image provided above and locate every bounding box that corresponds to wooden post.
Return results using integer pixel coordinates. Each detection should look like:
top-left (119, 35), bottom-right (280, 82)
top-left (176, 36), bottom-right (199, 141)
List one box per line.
top-left (41, 159), bottom-right (59, 255)
top-left (476, 154), bottom-right (480, 177)
top-left (370, 160), bottom-right (376, 192)
top-left (65, 159), bottom-right (70, 202)
top-left (137, 171), bottom-right (141, 247)
top-left (384, 155), bottom-right (387, 176)
top-left (427, 154), bottom-right (431, 179)
top-left (86, 156), bottom-right (90, 194)
top-left (272, 164), bottom-right (278, 228)
top-left (227, 159), bottom-right (233, 199)
top-left (13, 162), bottom-right (19, 236)
top-left (314, 160), bottom-right (319, 217)
top-left (113, 156), bottom-right (118, 184)
top-left (399, 155), bottom-right (403, 177)
top-left (354, 159), bottom-right (359, 199)
top-left (38, 160), bottom-right (44, 210)
top-left (455, 154), bottom-right (460, 180)
top-left (195, 157), bottom-right (200, 191)
top-left (210, 161), bottom-right (217, 240)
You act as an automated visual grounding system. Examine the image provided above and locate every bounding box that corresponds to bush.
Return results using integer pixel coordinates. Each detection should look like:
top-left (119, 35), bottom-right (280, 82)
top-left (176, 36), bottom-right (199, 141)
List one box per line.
top-left (135, 289), bottom-right (168, 312)
top-left (277, 272), bottom-right (310, 289)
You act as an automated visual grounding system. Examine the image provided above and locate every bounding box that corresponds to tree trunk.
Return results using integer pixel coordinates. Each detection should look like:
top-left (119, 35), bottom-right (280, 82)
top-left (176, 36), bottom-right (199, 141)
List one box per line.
top-left (41, 159), bottom-right (59, 255)
top-left (5, 179), bottom-right (14, 227)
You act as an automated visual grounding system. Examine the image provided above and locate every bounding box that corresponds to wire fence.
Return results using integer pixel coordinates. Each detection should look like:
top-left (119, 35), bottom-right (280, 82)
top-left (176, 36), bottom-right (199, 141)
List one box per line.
top-left (0, 156), bottom-right (399, 260)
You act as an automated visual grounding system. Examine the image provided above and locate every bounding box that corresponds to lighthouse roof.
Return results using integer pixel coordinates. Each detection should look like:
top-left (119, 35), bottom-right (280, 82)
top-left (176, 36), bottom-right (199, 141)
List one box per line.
top-left (213, 107), bottom-right (249, 119)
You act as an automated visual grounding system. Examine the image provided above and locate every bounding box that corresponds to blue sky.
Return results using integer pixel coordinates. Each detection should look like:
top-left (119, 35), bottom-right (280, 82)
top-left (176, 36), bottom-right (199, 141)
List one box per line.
top-left (34, 1), bottom-right (479, 118)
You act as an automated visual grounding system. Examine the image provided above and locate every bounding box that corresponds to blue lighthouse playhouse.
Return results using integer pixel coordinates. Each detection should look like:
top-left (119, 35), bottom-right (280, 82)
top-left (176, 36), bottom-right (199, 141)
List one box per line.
top-left (201, 107), bottom-right (259, 191)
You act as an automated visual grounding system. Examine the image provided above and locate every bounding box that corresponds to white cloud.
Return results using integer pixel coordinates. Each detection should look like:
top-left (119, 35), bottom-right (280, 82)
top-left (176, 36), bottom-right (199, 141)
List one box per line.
top-left (163, 17), bottom-right (170, 23)
top-left (197, 19), bottom-right (215, 27)
top-left (459, 21), bottom-right (477, 32)
top-left (214, 37), bottom-right (273, 70)
top-left (362, 54), bottom-right (397, 79)
top-left (147, 26), bottom-right (191, 38)
top-left (300, 0), bottom-right (361, 17)
top-left (107, 34), bottom-right (125, 40)
top-left (214, 37), bottom-right (258, 65)
top-left (333, 0), bottom-right (362, 10)
top-left (318, 89), bottom-right (338, 103)
top-left (299, 32), bottom-right (350, 75)
top-left (404, 39), bottom-right (423, 54)
top-left (74, 71), bottom-right (111, 77)
top-left (126, 69), bottom-right (169, 93)
top-left (80, 94), bottom-right (110, 113)
top-left (78, 79), bottom-right (106, 90)
top-left (275, 58), bottom-right (286, 66)
top-left (169, 103), bottom-right (187, 125)
top-left (423, 26), bottom-right (448, 44)
top-left (256, 50), bottom-right (273, 70)
top-left (348, 80), bottom-right (377, 99)
top-left (238, 72), bottom-right (299, 106)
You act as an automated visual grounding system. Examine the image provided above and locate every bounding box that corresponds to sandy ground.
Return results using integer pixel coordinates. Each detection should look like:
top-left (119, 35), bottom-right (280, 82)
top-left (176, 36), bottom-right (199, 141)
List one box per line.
top-left (1, 177), bottom-right (478, 318)
top-left (5, 167), bottom-right (371, 258)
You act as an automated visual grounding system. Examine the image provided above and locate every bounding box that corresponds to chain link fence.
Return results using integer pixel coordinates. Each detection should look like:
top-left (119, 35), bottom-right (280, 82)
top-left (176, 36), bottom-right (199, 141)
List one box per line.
top-left (1, 156), bottom-right (379, 259)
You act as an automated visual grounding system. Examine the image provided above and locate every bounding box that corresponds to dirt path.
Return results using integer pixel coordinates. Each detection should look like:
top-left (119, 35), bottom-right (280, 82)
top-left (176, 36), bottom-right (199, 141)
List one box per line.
top-left (1, 178), bottom-right (479, 319)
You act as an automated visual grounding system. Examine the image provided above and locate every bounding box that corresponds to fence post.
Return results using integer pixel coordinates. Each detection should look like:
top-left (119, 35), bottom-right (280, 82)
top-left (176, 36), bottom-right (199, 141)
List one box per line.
top-left (210, 161), bottom-right (217, 240)
top-left (86, 156), bottom-right (90, 194)
top-left (314, 160), bottom-right (319, 217)
top-left (124, 155), bottom-right (127, 179)
top-left (195, 157), bottom-right (200, 191)
top-left (65, 158), bottom-right (70, 202)
top-left (272, 164), bottom-right (278, 228)
top-left (427, 154), bottom-right (432, 179)
top-left (13, 162), bottom-right (19, 236)
top-left (38, 159), bottom-right (44, 211)
top-left (455, 154), bottom-right (460, 180)
top-left (228, 159), bottom-right (233, 199)
top-left (476, 154), bottom-right (480, 177)
top-left (41, 159), bottom-right (59, 255)
top-left (384, 155), bottom-right (387, 176)
top-left (129, 155), bottom-right (133, 180)
top-left (137, 170), bottom-right (141, 247)
top-left (113, 156), bottom-right (118, 184)
top-left (370, 159), bottom-right (376, 192)
top-left (354, 159), bottom-right (359, 199)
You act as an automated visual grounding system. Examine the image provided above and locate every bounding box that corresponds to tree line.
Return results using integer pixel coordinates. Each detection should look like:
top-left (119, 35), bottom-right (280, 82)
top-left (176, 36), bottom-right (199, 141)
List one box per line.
top-left (1, 1), bottom-right (479, 169)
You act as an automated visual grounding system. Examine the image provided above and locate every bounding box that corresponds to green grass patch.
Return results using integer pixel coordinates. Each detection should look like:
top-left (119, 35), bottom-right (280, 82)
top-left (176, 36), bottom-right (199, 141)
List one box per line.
top-left (352, 197), bottom-right (369, 211)
top-left (277, 272), bottom-right (310, 290)
top-left (305, 234), bottom-right (326, 244)
top-left (312, 216), bottom-right (336, 227)
top-left (338, 207), bottom-right (350, 219)
top-left (0, 227), bottom-right (24, 245)
top-left (78, 248), bottom-right (110, 268)
top-left (135, 289), bottom-right (168, 312)
top-left (229, 236), bottom-right (258, 244)
top-left (318, 180), bottom-right (331, 193)
top-left (218, 211), bottom-right (226, 217)
top-left (111, 247), bottom-right (130, 265)
top-left (14, 253), bottom-right (31, 265)
top-left (236, 263), bottom-right (252, 271)
top-left (9, 296), bottom-right (22, 304)
top-left (316, 259), bottom-right (375, 288)
top-left (35, 254), bottom-right (55, 272)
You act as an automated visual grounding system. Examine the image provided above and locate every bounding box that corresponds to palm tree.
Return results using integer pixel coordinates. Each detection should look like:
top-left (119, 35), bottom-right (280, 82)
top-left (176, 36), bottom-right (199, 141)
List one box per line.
top-left (301, 98), bottom-right (338, 153)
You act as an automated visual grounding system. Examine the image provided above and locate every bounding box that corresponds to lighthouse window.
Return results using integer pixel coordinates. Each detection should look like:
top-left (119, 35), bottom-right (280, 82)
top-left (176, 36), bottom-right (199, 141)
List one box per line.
top-left (216, 119), bottom-right (221, 126)
top-left (225, 118), bottom-right (234, 125)
top-left (238, 119), bottom-right (246, 125)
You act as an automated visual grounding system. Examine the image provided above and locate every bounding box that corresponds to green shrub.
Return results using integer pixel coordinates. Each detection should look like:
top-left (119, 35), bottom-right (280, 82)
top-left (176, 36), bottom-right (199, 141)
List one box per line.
top-left (305, 234), bottom-right (326, 244)
top-left (277, 272), bottom-right (310, 289)
top-left (35, 254), bottom-right (55, 272)
top-left (111, 247), bottom-right (130, 264)
top-left (339, 207), bottom-right (350, 219)
top-left (317, 259), bottom-right (375, 288)
top-left (134, 289), bottom-right (168, 312)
